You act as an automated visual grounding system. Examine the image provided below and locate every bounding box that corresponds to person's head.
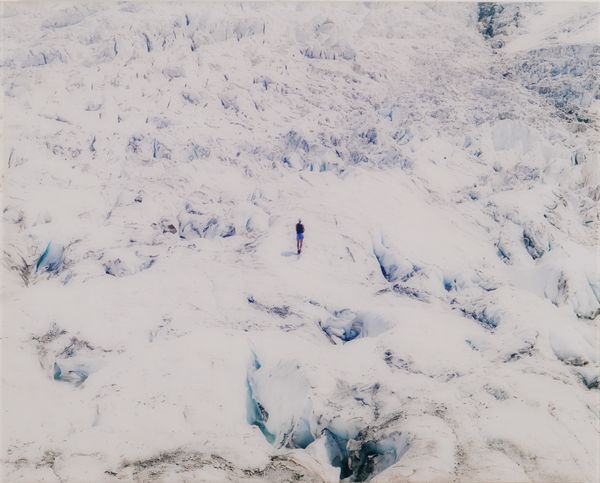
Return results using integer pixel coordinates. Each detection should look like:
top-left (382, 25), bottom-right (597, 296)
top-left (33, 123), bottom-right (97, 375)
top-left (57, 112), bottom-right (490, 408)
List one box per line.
top-left (298, 219), bottom-right (302, 223)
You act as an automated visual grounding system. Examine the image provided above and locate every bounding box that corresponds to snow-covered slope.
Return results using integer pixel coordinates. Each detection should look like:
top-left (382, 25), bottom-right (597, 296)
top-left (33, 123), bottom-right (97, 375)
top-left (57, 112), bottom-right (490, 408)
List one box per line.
top-left (2, 2), bottom-right (599, 482)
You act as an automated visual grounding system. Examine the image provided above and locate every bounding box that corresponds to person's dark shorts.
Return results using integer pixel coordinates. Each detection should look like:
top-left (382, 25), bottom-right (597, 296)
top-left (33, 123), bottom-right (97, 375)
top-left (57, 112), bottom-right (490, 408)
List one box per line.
top-left (297, 233), bottom-right (304, 241)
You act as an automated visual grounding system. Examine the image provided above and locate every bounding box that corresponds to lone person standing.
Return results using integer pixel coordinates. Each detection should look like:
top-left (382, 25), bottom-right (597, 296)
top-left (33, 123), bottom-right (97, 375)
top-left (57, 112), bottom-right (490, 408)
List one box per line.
top-left (296, 219), bottom-right (305, 254)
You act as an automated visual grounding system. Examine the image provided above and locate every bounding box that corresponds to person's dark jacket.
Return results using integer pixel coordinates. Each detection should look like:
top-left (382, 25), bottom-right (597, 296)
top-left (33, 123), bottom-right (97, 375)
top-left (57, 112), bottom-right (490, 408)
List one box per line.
top-left (296, 223), bottom-right (304, 234)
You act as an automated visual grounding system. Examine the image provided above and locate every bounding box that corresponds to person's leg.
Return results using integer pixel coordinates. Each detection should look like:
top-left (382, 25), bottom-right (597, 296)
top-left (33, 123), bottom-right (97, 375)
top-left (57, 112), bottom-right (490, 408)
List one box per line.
top-left (299, 238), bottom-right (303, 251)
top-left (297, 236), bottom-right (300, 253)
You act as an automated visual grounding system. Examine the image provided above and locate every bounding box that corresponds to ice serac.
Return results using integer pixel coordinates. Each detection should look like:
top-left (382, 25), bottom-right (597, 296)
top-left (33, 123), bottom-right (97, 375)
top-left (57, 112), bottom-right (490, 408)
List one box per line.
top-left (320, 310), bottom-right (391, 344)
top-left (246, 357), bottom-right (316, 449)
top-left (35, 242), bottom-right (64, 273)
top-left (372, 237), bottom-right (420, 284)
top-left (323, 428), bottom-right (411, 482)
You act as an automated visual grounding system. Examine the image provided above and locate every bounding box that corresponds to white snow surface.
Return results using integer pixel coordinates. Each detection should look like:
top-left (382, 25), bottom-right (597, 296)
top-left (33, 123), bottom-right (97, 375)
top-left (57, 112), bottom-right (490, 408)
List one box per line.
top-left (1, 2), bottom-right (599, 482)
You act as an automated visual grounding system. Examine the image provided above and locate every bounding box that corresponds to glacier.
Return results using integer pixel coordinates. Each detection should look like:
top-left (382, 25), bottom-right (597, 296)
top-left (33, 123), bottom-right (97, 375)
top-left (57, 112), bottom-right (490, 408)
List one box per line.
top-left (1, 2), bottom-right (599, 482)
